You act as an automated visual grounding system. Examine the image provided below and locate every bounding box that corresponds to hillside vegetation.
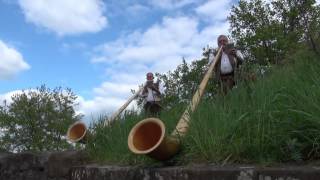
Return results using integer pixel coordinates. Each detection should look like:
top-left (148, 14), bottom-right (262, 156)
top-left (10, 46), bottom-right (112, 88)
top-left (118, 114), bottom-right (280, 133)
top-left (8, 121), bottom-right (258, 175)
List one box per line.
top-left (1, 0), bottom-right (319, 165)
top-left (86, 49), bottom-right (320, 165)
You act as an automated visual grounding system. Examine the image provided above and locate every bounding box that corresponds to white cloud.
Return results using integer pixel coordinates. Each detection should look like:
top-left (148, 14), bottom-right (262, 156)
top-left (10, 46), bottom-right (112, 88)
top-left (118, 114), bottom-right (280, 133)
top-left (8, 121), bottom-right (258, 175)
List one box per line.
top-left (76, 81), bottom-right (142, 123)
top-left (18, 0), bottom-right (107, 36)
top-left (93, 17), bottom-right (198, 64)
top-left (0, 40), bottom-right (30, 80)
top-left (92, 16), bottom-right (229, 71)
top-left (85, 15), bottom-right (229, 122)
top-left (1, 1), bottom-right (234, 124)
top-left (195, 0), bottom-right (232, 21)
top-left (93, 82), bottom-right (139, 97)
top-left (316, 0), bottom-right (320, 5)
top-left (76, 95), bottom-right (125, 121)
top-left (0, 90), bottom-right (22, 105)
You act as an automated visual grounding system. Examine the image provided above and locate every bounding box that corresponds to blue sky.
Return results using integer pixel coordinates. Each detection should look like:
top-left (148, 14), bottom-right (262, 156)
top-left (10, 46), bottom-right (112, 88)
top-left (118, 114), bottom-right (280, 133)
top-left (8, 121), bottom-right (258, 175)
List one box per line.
top-left (0, 0), bottom-right (239, 123)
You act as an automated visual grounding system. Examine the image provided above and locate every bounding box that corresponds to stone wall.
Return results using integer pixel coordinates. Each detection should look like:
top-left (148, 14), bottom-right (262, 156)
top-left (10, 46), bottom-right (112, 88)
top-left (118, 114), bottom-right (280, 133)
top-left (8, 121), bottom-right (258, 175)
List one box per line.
top-left (70, 165), bottom-right (320, 180)
top-left (0, 150), bottom-right (88, 180)
top-left (2, 151), bottom-right (320, 180)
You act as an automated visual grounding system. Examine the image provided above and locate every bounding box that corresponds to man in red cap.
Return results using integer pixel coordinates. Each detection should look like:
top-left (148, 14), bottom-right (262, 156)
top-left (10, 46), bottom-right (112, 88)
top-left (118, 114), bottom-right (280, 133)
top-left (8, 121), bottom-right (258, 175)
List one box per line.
top-left (140, 72), bottom-right (162, 117)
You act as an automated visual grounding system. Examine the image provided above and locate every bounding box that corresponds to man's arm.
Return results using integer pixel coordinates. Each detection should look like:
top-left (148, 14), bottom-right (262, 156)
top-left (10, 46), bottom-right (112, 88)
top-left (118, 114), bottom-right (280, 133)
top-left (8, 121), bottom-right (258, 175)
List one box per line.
top-left (230, 49), bottom-right (244, 65)
top-left (139, 86), bottom-right (148, 97)
top-left (150, 84), bottom-right (161, 95)
top-left (236, 50), bottom-right (244, 65)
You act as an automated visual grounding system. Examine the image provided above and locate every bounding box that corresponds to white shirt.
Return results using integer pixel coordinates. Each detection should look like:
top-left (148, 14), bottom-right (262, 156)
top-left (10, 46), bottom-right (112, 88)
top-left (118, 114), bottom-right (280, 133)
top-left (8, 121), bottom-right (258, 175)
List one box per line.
top-left (147, 87), bottom-right (162, 102)
top-left (140, 82), bottom-right (163, 102)
top-left (208, 49), bottom-right (244, 74)
top-left (220, 52), bottom-right (233, 74)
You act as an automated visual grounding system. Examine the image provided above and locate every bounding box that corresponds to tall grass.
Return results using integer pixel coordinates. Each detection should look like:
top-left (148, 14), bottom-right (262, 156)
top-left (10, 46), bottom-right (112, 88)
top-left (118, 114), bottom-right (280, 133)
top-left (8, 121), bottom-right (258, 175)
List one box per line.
top-left (86, 49), bottom-right (320, 165)
top-left (86, 105), bottom-right (186, 165)
top-left (186, 50), bottom-right (320, 164)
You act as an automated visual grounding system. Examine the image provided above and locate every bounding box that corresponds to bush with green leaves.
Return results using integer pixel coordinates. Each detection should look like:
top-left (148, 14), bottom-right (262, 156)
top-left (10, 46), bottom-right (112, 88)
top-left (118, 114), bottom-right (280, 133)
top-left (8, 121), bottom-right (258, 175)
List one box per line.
top-left (229, 0), bottom-right (320, 64)
top-left (0, 85), bottom-right (82, 152)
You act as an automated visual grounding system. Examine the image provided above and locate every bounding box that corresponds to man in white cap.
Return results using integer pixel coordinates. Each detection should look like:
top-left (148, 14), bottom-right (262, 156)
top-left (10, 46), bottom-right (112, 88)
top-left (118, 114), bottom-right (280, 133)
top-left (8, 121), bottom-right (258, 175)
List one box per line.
top-left (208, 35), bottom-right (244, 94)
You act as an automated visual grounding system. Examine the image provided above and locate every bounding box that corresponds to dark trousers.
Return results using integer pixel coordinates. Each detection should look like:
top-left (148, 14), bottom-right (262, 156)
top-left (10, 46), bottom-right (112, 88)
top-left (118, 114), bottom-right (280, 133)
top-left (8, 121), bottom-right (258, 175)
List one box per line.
top-left (144, 101), bottom-right (162, 117)
top-left (220, 72), bottom-right (235, 95)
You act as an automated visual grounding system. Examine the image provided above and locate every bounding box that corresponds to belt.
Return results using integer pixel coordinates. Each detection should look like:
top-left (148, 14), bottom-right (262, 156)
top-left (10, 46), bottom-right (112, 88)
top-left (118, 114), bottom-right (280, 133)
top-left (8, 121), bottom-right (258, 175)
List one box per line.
top-left (220, 72), bottom-right (234, 76)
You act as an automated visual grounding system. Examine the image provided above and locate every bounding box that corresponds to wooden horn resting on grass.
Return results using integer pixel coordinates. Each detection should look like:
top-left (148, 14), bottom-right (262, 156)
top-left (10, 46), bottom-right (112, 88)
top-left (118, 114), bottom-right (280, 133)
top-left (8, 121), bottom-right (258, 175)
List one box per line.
top-left (128, 47), bottom-right (223, 161)
top-left (66, 85), bottom-right (145, 144)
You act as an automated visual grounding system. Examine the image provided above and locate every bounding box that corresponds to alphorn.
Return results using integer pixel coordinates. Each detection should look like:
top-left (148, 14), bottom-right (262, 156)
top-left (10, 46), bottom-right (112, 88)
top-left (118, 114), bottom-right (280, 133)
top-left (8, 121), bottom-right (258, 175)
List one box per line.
top-left (128, 47), bottom-right (222, 161)
top-left (66, 85), bottom-right (145, 143)
top-left (105, 85), bottom-right (146, 127)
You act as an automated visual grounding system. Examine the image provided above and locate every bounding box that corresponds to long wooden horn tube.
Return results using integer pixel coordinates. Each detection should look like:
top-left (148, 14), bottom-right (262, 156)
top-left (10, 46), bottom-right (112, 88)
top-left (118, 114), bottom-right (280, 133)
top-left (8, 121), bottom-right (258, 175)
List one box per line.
top-left (67, 85), bottom-right (144, 143)
top-left (128, 47), bottom-right (223, 161)
top-left (104, 85), bottom-right (145, 126)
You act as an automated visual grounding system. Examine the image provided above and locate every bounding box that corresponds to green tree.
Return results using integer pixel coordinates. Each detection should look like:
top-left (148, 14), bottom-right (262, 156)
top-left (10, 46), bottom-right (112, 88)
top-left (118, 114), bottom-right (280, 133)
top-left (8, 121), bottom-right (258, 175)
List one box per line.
top-left (271, 0), bottom-right (320, 53)
top-left (229, 0), bottom-right (320, 64)
top-left (154, 48), bottom-right (219, 110)
top-left (229, 0), bottom-right (277, 64)
top-left (0, 85), bottom-right (82, 152)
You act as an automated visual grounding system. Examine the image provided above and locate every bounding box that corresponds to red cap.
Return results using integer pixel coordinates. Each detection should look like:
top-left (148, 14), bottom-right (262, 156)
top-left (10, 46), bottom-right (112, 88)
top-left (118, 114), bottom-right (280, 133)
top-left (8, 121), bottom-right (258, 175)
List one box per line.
top-left (146, 72), bottom-right (154, 81)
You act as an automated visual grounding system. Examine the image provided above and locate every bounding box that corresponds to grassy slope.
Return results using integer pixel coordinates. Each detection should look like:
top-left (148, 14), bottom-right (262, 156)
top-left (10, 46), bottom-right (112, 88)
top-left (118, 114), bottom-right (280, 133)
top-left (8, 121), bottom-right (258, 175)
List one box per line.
top-left (86, 50), bottom-right (320, 165)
